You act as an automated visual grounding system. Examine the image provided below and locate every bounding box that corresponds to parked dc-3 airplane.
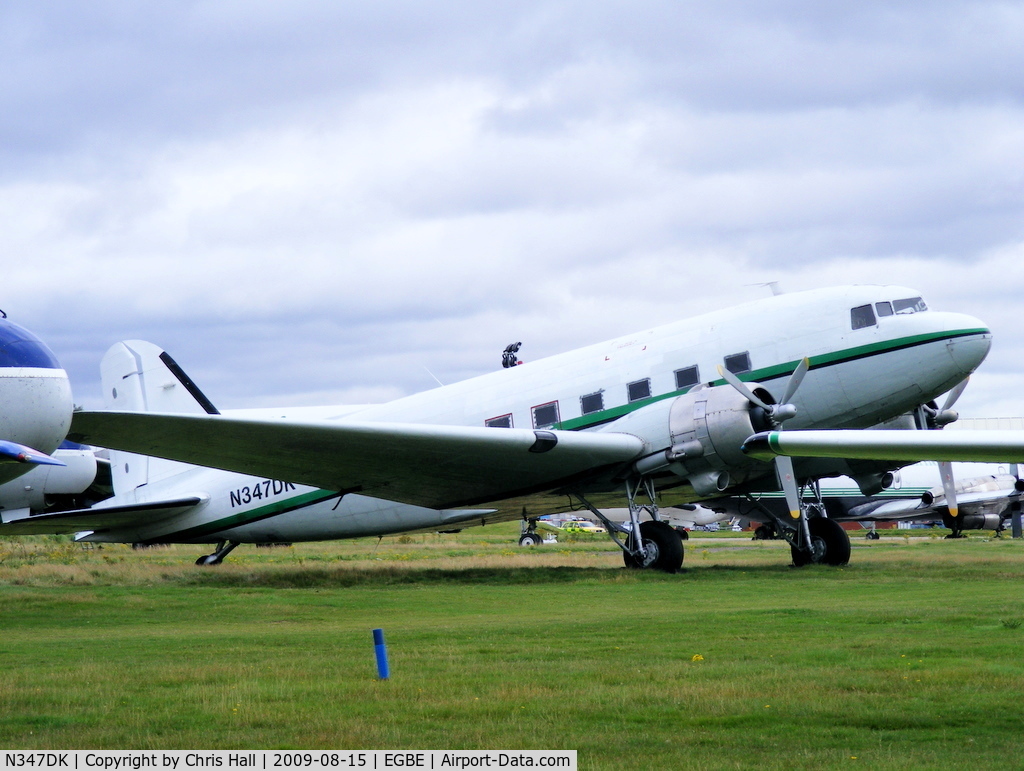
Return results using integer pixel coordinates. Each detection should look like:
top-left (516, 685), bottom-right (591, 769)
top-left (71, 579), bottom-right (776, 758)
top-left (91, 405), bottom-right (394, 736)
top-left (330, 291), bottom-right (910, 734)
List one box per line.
top-left (0, 313), bottom-right (76, 485)
top-left (20, 284), bottom-right (999, 571)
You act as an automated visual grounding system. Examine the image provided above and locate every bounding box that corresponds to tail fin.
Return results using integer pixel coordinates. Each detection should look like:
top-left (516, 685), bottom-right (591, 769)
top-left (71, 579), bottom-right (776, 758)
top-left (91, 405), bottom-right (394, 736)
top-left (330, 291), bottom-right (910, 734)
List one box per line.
top-left (100, 341), bottom-right (218, 496)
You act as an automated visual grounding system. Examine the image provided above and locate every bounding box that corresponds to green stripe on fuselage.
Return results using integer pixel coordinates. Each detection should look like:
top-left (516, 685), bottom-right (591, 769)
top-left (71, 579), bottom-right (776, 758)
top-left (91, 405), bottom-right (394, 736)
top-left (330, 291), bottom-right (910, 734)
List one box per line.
top-left (555, 329), bottom-right (987, 432)
top-left (154, 488), bottom-right (341, 543)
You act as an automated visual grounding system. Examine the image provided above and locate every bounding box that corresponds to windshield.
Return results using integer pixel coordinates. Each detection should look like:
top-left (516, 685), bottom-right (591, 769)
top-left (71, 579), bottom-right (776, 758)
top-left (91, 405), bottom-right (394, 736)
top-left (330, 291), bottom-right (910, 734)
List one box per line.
top-left (893, 297), bottom-right (928, 314)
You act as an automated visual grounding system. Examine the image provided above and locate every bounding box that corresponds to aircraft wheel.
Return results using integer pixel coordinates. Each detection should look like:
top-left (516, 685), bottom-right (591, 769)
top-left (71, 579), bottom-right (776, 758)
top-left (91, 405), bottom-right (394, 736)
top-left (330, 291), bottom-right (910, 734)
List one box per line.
top-left (518, 533), bottom-right (542, 546)
top-left (623, 521), bottom-right (684, 573)
top-left (865, 531), bottom-right (880, 540)
top-left (791, 518), bottom-right (850, 567)
top-left (195, 554), bottom-right (221, 566)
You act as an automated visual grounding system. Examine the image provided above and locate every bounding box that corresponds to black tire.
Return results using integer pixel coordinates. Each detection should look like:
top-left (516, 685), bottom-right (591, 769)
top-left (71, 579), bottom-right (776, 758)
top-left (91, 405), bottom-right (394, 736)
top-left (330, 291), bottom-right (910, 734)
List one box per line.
top-left (518, 533), bottom-right (542, 546)
top-left (791, 517), bottom-right (851, 566)
top-left (623, 521), bottom-right (684, 573)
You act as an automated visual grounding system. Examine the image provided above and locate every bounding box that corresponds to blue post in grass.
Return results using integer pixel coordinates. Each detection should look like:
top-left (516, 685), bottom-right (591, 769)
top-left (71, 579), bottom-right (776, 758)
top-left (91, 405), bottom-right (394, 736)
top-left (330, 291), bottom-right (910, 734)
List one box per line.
top-left (373, 628), bottom-right (390, 680)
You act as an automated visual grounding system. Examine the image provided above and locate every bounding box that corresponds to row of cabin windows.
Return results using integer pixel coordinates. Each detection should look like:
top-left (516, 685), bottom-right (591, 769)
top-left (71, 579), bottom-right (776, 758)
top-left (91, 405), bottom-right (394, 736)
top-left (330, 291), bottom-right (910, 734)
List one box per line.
top-left (484, 353), bottom-right (752, 429)
top-left (851, 297), bottom-right (928, 330)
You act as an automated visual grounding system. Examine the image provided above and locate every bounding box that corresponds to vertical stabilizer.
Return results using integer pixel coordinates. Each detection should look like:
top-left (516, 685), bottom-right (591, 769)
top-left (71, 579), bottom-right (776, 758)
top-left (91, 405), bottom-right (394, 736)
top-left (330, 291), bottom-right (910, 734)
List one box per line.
top-left (100, 341), bottom-right (218, 497)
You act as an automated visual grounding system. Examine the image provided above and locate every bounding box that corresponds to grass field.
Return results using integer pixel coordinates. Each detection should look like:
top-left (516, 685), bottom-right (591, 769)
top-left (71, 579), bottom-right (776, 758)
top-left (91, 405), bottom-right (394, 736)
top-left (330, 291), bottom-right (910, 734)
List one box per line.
top-left (2, 527), bottom-right (1023, 769)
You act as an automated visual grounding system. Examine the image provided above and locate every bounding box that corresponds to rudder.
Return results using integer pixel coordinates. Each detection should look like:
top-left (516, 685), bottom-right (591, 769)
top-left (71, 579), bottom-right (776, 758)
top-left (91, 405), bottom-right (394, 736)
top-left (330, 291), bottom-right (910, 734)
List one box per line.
top-left (100, 341), bottom-right (218, 496)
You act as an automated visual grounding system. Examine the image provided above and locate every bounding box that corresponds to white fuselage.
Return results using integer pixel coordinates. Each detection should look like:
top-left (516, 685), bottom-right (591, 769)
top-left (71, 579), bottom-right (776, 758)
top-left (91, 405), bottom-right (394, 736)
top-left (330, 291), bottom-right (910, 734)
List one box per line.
top-left (82, 285), bottom-right (991, 545)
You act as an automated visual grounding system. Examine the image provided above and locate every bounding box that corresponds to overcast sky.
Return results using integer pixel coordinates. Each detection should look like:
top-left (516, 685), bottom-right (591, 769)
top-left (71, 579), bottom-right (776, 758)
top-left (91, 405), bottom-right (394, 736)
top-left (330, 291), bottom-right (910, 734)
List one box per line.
top-left (2, 1), bottom-right (1022, 419)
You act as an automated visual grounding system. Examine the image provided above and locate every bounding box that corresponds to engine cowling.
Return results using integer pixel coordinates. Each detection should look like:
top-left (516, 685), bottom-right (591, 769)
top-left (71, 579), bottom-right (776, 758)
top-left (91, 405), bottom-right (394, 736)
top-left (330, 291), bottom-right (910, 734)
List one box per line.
top-left (600, 383), bottom-right (776, 496)
top-left (942, 512), bottom-right (1004, 531)
top-left (0, 448), bottom-right (98, 512)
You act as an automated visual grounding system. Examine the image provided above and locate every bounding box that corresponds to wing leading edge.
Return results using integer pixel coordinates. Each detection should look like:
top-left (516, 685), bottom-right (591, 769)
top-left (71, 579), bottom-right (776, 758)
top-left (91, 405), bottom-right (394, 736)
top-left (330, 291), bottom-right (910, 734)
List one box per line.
top-left (743, 430), bottom-right (1024, 463)
top-left (69, 411), bottom-right (646, 510)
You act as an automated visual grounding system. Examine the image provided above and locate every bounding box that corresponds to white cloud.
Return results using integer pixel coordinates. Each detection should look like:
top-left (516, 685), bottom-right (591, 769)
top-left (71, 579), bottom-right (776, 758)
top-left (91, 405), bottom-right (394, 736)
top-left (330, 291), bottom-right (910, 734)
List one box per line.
top-left (0, 1), bottom-right (1021, 422)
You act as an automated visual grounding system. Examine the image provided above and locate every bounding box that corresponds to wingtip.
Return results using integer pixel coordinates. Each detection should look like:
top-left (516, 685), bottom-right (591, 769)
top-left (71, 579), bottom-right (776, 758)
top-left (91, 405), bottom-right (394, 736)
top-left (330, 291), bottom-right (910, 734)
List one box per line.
top-left (0, 440), bottom-right (66, 466)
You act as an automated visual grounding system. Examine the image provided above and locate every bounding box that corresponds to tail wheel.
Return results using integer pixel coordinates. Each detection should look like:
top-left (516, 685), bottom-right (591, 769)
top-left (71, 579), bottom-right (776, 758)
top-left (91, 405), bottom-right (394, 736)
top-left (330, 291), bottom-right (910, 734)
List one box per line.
top-left (791, 517), bottom-right (850, 566)
top-left (624, 520), bottom-right (684, 573)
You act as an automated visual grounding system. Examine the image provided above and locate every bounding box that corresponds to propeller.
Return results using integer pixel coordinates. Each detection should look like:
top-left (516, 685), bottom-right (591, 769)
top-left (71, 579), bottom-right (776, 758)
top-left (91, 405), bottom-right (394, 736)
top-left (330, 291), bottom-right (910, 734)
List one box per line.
top-left (923, 377), bottom-right (969, 429)
top-left (717, 357), bottom-right (809, 430)
top-left (1011, 463), bottom-right (1023, 538)
top-left (719, 358), bottom-right (810, 519)
top-left (924, 378), bottom-right (969, 521)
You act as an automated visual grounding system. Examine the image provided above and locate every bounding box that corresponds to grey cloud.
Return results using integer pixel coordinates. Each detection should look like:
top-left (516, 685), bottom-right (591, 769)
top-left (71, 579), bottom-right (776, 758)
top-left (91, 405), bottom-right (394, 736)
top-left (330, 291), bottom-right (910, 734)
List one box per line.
top-left (2, 1), bottom-right (1023, 419)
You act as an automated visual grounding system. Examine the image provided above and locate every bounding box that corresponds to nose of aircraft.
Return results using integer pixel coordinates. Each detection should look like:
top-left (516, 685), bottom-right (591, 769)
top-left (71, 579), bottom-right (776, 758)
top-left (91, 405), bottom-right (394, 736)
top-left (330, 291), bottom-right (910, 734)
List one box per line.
top-left (945, 312), bottom-right (992, 377)
top-left (0, 317), bottom-right (73, 485)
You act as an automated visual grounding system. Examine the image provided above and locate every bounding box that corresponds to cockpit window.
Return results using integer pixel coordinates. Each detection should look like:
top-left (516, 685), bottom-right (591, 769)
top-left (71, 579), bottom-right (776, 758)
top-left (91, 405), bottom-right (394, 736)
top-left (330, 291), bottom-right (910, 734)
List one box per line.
top-left (851, 304), bottom-right (876, 330)
top-left (0, 320), bottom-right (62, 368)
top-left (893, 297), bottom-right (927, 314)
top-left (875, 301), bottom-right (893, 317)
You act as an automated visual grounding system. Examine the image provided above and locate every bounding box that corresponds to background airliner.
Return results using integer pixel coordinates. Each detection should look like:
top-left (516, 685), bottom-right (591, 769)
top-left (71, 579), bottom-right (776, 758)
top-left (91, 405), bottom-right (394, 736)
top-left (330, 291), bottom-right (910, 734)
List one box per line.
top-left (8, 285), bottom-right (994, 571)
top-left (717, 459), bottom-right (1023, 538)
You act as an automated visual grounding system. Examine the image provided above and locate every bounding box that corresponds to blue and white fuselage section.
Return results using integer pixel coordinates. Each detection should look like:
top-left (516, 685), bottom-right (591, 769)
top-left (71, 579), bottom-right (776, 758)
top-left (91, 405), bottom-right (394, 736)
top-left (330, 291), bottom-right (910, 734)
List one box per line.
top-left (0, 316), bottom-right (72, 484)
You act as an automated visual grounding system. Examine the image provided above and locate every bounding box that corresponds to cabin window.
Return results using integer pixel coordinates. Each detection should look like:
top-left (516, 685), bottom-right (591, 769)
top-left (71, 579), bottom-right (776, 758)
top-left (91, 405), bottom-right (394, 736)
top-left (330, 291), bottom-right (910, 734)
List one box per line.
top-left (851, 304), bottom-right (876, 330)
top-left (485, 414), bottom-right (513, 428)
top-left (627, 379), bottom-right (651, 402)
top-left (875, 301), bottom-right (893, 317)
top-left (893, 296), bottom-right (928, 314)
top-left (580, 391), bottom-right (604, 415)
top-left (674, 365), bottom-right (700, 390)
top-left (724, 352), bottom-right (751, 375)
top-left (532, 401), bottom-right (560, 429)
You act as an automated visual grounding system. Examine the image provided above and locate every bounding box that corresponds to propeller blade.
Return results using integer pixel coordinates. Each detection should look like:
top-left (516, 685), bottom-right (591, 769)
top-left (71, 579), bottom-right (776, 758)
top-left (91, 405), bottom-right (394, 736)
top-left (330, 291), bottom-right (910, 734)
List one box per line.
top-left (717, 365), bottom-right (771, 410)
top-left (781, 357), bottom-right (810, 406)
top-left (938, 460), bottom-right (958, 518)
top-left (941, 378), bottom-right (970, 412)
top-left (775, 455), bottom-right (801, 520)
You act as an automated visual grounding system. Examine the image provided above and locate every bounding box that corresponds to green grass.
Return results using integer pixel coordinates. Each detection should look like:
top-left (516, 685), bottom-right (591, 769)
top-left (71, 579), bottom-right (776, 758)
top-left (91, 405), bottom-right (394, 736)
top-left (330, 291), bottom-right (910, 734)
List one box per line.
top-left (2, 528), bottom-right (1023, 769)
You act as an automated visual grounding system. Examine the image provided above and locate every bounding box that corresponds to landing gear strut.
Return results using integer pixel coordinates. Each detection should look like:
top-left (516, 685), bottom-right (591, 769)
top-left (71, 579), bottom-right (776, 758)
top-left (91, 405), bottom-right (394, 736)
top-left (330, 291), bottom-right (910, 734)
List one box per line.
top-left (519, 518), bottom-right (543, 546)
top-left (784, 483), bottom-right (850, 566)
top-left (746, 480), bottom-right (850, 566)
top-left (575, 478), bottom-right (684, 573)
top-left (196, 540), bottom-right (239, 566)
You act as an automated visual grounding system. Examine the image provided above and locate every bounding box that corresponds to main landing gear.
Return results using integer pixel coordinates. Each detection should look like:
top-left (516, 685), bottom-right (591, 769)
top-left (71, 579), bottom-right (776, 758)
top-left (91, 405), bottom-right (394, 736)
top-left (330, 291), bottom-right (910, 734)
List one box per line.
top-left (748, 481), bottom-right (850, 567)
top-left (575, 478), bottom-right (685, 574)
top-left (196, 540), bottom-right (239, 565)
top-left (519, 517), bottom-right (543, 546)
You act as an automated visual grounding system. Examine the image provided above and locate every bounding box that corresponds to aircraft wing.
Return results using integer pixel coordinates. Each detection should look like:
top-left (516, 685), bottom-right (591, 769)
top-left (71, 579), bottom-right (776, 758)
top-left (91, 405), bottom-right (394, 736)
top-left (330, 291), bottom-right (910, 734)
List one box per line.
top-left (69, 411), bottom-right (645, 510)
top-left (0, 496), bottom-right (205, 535)
top-left (743, 430), bottom-right (1024, 463)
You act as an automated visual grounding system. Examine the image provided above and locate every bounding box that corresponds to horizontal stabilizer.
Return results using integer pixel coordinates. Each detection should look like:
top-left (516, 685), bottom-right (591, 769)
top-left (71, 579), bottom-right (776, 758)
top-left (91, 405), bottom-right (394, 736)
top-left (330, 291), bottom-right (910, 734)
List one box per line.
top-left (0, 496), bottom-right (205, 535)
top-left (69, 411), bottom-right (645, 510)
top-left (0, 439), bottom-right (65, 466)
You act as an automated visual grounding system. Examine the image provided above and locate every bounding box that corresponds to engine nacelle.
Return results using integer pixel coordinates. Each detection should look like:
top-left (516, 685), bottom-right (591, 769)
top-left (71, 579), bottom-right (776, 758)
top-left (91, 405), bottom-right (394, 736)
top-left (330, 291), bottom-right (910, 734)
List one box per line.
top-left (852, 471), bottom-right (895, 496)
top-left (0, 448), bottom-right (97, 512)
top-left (942, 512), bottom-right (1004, 531)
top-left (601, 382), bottom-right (776, 494)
